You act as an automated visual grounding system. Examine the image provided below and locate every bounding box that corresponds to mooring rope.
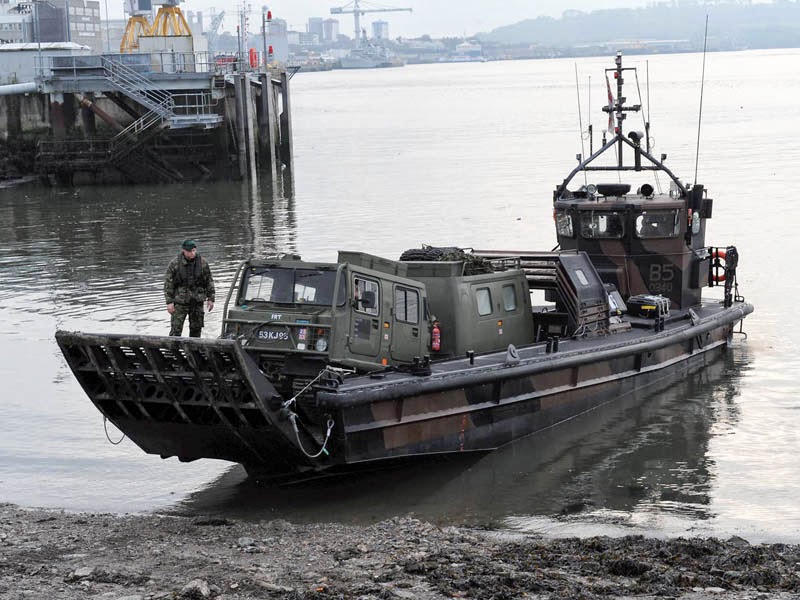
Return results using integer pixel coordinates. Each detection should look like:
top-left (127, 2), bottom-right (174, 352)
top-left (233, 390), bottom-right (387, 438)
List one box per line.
top-left (103, 416), bottom-right (125, 445)
top-left (289, 414), bottom-right (334, 459)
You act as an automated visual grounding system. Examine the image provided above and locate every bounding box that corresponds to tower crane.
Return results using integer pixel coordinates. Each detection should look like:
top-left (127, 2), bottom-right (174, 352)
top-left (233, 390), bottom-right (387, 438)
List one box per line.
top-left (330, 0), bottom-right (411, 47)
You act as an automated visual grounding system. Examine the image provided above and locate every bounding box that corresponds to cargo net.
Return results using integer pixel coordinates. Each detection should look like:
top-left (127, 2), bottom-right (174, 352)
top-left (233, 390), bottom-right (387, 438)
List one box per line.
top-left (399, 245), bottom-right (494, 275)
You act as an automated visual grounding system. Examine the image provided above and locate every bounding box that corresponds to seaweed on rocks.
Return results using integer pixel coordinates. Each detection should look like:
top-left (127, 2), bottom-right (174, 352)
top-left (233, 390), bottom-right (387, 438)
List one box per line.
top-left (3, 505), bottom-right (800, 600)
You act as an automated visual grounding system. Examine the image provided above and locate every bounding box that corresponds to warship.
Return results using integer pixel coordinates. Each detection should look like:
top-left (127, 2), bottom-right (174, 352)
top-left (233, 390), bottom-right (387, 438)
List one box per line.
top-left (56, 53), bottom-right (752, 480)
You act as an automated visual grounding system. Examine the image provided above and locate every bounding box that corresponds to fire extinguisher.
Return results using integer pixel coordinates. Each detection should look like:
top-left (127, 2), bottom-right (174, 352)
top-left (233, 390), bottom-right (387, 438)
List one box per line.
top-left (431, 321), bottom-right (441, 352)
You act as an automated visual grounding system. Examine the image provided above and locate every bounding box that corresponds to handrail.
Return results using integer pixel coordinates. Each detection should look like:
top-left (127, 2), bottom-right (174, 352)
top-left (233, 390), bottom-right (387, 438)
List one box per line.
top-left (112, 98), bottom-right (172, 142)
top-left (102, 56), bottom-right (175, 118)
top-left (221, 260), bottom-right (247, 335)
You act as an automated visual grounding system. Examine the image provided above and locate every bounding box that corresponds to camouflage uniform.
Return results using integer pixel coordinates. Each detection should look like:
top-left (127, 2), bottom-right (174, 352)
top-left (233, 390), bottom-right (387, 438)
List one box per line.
top-left (164, 253), bottom-right (215, 337)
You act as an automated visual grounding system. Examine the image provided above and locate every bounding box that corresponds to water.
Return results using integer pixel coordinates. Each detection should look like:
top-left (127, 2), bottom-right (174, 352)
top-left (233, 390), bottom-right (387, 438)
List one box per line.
top-left (1, 49), bottom-right (798, 542)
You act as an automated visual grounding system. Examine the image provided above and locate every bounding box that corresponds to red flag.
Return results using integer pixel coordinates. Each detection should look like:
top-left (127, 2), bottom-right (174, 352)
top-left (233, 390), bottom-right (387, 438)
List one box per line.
top-left (605, 73), bottom-right (614, 132)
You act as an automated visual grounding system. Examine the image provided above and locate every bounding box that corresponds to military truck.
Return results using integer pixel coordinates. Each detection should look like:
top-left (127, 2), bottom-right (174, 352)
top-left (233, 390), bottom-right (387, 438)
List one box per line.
top-left (221, 250), bottom-right (536, 400)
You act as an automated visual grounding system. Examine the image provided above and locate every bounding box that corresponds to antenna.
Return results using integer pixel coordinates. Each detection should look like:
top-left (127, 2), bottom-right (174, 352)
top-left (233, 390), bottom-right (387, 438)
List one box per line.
top-left (574, 63), bottom-right (587, 186)
top-left (588, 75), bottom-right (593, 155)
top-left (694, 14), bottom-right (709, 185)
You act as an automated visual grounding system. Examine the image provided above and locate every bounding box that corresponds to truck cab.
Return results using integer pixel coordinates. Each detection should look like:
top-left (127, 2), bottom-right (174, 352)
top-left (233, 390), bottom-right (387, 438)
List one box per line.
top-left (222, 253), bottom-right (432, 397)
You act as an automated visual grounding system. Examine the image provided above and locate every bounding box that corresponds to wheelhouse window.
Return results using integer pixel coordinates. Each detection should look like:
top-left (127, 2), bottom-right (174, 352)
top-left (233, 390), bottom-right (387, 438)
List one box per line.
top-left (580, 211), bottom-right (624, 239)
top-left (502, 284), bottom-right (517, 311)
top-left (354, 276), bottom-right (380, 316)
top-left (242, 267), bottom-right (344, 306)
top-left (555, 211), bottom-right (574, 238)
top-left (476, 288), bottom-right (492, 316)
top-left (394, 286), bottom-right (419, 324)
top-left (635, 209), bottom-right (681, 238)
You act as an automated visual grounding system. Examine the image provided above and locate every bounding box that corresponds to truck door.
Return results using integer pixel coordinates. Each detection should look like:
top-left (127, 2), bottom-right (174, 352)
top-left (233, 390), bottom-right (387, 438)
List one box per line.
top-left (390, 283), bottom-right (426, 363)
top-left (348, 273), bottom-right (382, 359)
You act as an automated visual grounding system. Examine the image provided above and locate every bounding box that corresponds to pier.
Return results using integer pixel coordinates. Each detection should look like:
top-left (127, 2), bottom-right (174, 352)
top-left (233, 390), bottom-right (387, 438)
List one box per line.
top-left (0, 45), bottom-right (294, 185)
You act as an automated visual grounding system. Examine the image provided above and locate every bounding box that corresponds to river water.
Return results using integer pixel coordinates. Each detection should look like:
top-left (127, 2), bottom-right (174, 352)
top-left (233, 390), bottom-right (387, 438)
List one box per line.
top-left (1, 49), bottom-right (798, 542)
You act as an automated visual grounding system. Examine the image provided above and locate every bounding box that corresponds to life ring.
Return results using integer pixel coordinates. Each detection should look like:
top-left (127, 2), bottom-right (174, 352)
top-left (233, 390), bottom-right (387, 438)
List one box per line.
top-left (711, 248), bottom-right (726, 282)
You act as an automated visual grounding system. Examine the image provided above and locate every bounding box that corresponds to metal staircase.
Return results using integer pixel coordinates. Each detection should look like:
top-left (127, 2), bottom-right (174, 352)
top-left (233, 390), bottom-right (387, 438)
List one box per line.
top-left (101, 56), bottom-right (223, 133)
top-left (36, 54), bottom-right (226, 184)
top-left (95, 57), bottom-right (222, 182)
top-left (102, 56), bottom-right (175, 121)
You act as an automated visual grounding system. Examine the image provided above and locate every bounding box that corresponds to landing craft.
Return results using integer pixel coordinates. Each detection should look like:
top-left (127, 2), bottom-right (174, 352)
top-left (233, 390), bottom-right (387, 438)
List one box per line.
top-left (56, 53), bottom-right (752, 481)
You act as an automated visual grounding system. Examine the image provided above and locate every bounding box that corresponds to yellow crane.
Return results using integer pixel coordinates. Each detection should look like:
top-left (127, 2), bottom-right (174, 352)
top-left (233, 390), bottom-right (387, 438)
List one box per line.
top-left (120, 0), bottom-right (193, 53)
top-left (150, 0), bottom-right (193, 37)
top-left (330, 0), bottom-right (411, 47)
top-left (120, 0), bottom-right (153, 53)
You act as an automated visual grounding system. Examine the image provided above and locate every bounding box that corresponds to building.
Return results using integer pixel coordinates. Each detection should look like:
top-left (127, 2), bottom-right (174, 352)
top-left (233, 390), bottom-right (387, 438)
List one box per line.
top-left (307, 16), bottom-right (322, 38)
top-left (185, 10), bottom-right (203, 34)
top-left (60, 0), bottom-right (102, 53)
top-left (0, 0), bottom-right (102, 53)
top-left (371, 20), bottom-right (388, 40)
top-left (297, 31), bottom-right (318, 46)
top-left (322, 18), bottom-right (338, 42)
top-left (264, 18), bottom-right (288, 62)
top-left (0, 14), bottom-right (26, 44)
top-left (0, 41), bottom-right (90, 84)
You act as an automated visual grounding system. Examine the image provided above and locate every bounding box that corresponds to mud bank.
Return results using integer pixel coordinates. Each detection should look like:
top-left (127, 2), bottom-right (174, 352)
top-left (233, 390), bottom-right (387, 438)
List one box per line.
top-left (0, 140), bottom-right (35, 182)
top-left (1, 504), bottom-right (799, 599)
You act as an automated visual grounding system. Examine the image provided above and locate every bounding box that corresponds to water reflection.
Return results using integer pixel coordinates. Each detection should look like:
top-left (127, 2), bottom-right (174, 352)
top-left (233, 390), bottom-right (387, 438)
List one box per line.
top-left (0, 175), bottom-right (299, 513)
top-left (0, 176), bottom-right (297, 330)
top-left (172, 352), bottom-right (744, 536)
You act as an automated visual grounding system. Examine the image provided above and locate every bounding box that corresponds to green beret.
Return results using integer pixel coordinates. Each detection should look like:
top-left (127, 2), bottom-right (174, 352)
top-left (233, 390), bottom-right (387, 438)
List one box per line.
top-left (181, 239), bottom-right (197, 250)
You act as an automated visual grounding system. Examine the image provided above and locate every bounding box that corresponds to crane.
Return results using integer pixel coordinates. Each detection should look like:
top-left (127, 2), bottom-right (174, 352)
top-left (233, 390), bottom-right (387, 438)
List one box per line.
top-left (120, 0), bottom-right (152, 53)
top-left (150, 0), bottom-right (193, 37)
top-left (203, 9), bottom-right (225, 53)
top-left (330, 0), bottom-right (411, 47)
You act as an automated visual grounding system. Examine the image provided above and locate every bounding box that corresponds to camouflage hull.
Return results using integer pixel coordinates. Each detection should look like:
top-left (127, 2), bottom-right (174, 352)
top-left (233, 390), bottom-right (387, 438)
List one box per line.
top-left (55, 301), bottom-right (751, 480)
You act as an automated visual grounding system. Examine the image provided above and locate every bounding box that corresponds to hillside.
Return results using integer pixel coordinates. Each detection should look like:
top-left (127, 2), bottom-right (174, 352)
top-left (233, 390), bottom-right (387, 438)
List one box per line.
top-left (479, 1), bottom-right (800, 52)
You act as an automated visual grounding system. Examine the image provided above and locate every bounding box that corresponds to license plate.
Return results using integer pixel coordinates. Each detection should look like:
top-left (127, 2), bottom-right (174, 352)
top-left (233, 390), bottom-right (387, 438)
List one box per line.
top-left (257, 328), bottom-right (290, 341)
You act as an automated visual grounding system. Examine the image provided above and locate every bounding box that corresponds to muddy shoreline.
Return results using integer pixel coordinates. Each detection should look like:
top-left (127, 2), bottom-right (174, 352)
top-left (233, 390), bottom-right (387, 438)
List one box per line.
top-left (0, 140), bottom-right (36, 183)
top-left (2, 503), bottom-right (799, 599)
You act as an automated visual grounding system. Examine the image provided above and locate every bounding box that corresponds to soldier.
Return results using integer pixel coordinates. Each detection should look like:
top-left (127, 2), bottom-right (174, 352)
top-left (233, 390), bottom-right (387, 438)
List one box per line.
top-left (164, 239), bottom-right (215, 337)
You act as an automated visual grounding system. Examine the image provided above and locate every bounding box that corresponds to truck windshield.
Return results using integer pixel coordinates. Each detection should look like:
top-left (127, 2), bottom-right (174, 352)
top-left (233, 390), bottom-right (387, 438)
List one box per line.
top-left (242, 267), bottom-right (343, 306)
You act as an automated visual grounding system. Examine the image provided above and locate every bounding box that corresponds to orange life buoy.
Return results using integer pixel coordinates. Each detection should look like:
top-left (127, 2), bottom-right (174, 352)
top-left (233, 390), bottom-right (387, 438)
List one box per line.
top-left (711, 248), bottom-right (727, 282)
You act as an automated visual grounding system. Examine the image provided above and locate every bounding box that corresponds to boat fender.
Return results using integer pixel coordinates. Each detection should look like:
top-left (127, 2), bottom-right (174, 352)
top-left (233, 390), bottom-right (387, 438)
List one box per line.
top-left (431, 321), bottom-right (441, 352)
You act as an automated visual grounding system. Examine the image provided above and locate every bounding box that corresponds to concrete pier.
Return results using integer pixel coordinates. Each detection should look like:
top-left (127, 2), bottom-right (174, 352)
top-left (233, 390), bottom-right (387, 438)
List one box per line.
top-left (0, 50), bottom-right (294, 185)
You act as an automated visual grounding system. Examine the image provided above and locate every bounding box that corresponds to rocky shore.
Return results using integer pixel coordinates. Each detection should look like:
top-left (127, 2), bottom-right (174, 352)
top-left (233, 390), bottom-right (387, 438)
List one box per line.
top-left (2, 504), bottom-right (800, 599)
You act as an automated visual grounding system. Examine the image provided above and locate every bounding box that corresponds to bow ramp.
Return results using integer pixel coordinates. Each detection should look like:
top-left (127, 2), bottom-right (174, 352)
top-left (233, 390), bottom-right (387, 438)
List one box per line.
top-left (55, 331), bottom-right (330, 475)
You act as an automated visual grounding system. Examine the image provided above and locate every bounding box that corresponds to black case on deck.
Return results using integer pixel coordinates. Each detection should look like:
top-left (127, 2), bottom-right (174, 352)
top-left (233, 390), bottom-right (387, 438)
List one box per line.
top-left (626, 294), bottom-right (670, 318)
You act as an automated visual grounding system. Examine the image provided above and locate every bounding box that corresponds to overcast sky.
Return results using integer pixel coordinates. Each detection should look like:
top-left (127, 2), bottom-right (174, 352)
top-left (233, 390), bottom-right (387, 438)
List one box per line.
top-left (112, 0), bottom-right (658, 37)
